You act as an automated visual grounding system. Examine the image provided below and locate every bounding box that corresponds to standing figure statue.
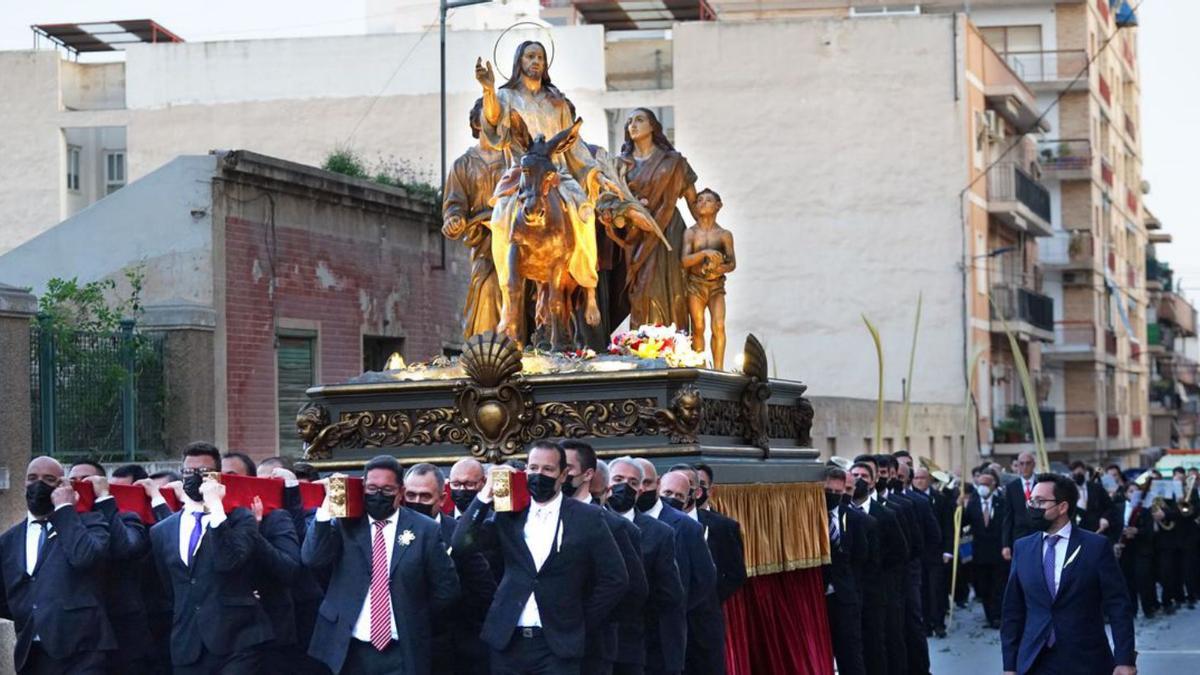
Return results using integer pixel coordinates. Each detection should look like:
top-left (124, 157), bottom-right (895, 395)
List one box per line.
top-left (476, 42), bottom-right (607, 346)
top-left (616, 108), bottom-right (699, 329)
top-left (682, 189), bottom-right (737, 370)
top-left (443, 98), bottom-right (507, 339)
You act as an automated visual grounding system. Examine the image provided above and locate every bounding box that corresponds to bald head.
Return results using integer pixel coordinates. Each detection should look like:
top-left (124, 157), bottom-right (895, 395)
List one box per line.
top-left (449, 458), bottom-right (485, 489)
top-left (591, 460), bottom-right (610, 503)
top-left (26, 456), bottom-right (64, 486)
top-left (659, 471), bottom-right (693, 506)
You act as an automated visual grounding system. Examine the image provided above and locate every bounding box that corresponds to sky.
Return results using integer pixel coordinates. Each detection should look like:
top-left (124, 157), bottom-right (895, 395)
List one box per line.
top-left (0, 1), bottom-right (1193, 292)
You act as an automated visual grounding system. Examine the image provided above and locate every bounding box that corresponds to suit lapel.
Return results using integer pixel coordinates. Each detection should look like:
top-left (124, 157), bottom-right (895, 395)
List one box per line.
top-left (506, 510), bottom-right (537, 573)
top-left (389, 511), bottom-right (414, 577)
top-left (1029, 535), bottom-right (1053, 602)
top-left (17, 521), bottom-right (29, 577)
top-left (1053, 528), bottom-right (1084, 606)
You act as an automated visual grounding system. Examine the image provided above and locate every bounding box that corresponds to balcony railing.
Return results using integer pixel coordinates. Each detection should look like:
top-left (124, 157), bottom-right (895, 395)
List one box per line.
top-left (991, 285), bottom-right (1055, 333)
top-left (1053, 320), bottom-right (1097, 348)
top-left (1041, 230), bottom-right (1095, 267)
top-left (1159, 291), bottom-right (1198, 336)
top-left (1105, 329), bottom-right (1118, 355)
top-left (988, 163), bottom-right (1052, 223)
top-left (1002, 50), bottom-right (1089, 86)
top-left (994, 405), bottom-right (1058, 443)
top-left (1038, 139), bottom-right (1092, 175)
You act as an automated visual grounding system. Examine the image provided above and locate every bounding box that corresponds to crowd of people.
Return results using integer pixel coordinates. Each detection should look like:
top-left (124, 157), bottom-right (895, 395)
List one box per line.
top-left (822, 449), bottom-right (1199, 675)
top-left (0, 440), bottom-right (747, 675)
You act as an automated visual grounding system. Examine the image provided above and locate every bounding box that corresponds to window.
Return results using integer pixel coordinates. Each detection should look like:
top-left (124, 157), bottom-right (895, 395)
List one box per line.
top-left (979, 25), bottom-right (1043, 54)
top-left (277, 332), bottom-right (316, 455)
top-left (826, 437), bottom-right (837, 456)
top-left (104, 151), bottom-right (125, 194)
top-left (66, 146), bottom-right (81, 192)
top-left (863, 437), bottom-right (873, 453)
top-left (363, 335), bottom-right (406, 373)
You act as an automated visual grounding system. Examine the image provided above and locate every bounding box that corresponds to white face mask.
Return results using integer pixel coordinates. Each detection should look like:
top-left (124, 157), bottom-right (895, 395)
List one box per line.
top-left (976, 485), bottom-right (992, 499)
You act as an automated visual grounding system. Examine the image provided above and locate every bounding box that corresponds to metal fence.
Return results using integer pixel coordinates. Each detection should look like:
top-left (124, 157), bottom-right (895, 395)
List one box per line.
top-left (30, 319), bottom-right (167, 463)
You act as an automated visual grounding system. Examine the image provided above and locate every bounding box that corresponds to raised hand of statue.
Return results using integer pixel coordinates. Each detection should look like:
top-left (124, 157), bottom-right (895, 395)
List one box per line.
top-left (475, 58), bottom-right (495, 90)
top-left (443, 214), bottom-right (467, 239)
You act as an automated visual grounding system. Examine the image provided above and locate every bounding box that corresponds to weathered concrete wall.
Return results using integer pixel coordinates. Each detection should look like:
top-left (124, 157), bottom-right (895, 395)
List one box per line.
top-left (0, 154), bottom-right (216, 306)
top-left (0, 284), bottom-right (32, 674)
top-left (672, 16), bottom-right (968, 401)
top-left (0, 51), bottom-right (64, 253)
top-left (142, 302), bottom-right (217, 456)
top-left (809, 395), bottom-right (975, 471)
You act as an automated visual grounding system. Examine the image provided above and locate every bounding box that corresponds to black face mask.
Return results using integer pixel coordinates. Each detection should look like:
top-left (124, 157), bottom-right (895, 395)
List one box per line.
top-left (663, 496), bottom-right (686, 511)
top-left (888, 479), bottom-right (904, 494)
top-left (1028, 506), bottom-right (1054, 532)
top-left (450, 488), bottom-right (479, 513)
top-left (852, 478), bottom-right (870, 502)
top-left (1073, 473), bottom-right (1086, 486)
top-left (364, 492), bottom-right (398, 521)
top-left (406, 502), bottom-right (435, 518)
top-left (636, 489), bottom-right (659, 513)
top-left (608, 482), bottom-right (637, 513)
top-left (696, 485), bottom-right (710, 508)
top-left (183, 472), bottom-right (205, 503)
top-left (840, 494), bottom-right (852, 509)
top-left (527, 473), bottom-right (560, 504)
top-left (25, 481), bottom-right (55, 516)
top-left (825, 490), bottom-right (841, 511)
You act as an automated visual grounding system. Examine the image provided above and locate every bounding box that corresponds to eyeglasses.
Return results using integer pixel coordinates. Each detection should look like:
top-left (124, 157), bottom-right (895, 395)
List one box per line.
top-left (448, 480), bottom-right (481, 490)
top-left (1027, 498), bottom-right (1061, 509)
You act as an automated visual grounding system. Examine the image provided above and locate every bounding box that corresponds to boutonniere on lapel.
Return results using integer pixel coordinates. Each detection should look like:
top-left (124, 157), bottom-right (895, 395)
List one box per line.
top-left (1063, 546), bottom-right (1080, 569)
top-left (398, 530), bottom-right (416, 547)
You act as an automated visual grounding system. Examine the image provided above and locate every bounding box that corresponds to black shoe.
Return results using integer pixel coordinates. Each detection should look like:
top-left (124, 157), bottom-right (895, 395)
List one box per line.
top-left (1187, 601), bottom-right (1196, 610)
top-left (1165, 603), bottom-right (1177, 616)
top-left (935, 628), bottom-right (947, 638)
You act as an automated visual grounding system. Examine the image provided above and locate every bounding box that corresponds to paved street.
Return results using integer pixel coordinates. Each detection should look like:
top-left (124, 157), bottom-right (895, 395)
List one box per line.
top-left (929, 598), bottom-right (1200, 673)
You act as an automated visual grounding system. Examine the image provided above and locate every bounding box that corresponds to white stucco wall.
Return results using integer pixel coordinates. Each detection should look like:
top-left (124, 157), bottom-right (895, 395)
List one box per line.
top-left (673, 16), bottom-right (968, 402)
top-left (0, 155), bottom-right (215, 307)
top-left (0, 52), bottom-right (64, 252)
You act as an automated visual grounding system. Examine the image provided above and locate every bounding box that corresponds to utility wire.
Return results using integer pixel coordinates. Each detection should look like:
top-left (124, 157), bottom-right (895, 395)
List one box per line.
top-left (961, 0), bottom-right (1146, 196)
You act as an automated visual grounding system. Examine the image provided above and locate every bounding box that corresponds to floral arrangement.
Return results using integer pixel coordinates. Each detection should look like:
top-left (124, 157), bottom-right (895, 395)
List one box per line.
top-left (608, 324), bottom-right (707, 368)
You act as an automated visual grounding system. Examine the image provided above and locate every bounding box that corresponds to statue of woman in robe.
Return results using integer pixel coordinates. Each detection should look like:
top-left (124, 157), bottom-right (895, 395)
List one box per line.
top-left (615, 108), bottom-right (698, 329)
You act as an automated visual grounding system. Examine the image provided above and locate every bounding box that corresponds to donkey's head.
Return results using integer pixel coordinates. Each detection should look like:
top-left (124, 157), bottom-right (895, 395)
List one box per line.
top-left (518, 117), bottom-right (583, 224)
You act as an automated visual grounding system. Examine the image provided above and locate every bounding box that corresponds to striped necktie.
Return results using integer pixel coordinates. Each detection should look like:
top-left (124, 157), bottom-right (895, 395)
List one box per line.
top-left (369, 520), bottom-right (392, 651)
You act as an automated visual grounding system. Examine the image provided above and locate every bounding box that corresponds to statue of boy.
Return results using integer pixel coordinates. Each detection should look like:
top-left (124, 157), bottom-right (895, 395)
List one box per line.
top-left (681, 189), bottom-right (736, 370)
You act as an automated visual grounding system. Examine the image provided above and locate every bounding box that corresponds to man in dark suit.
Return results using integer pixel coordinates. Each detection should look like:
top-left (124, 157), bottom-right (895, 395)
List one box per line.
top-left (67, 460), bottom-right (154, 673)
top-left (1069, 462), bottom-right (1113, 536)
top-left (876, 455), bottom-right (930, 675)
top-left (658, 469), bottom-right (725, 675)
top-left (608, 457), bottom-right (685, 675)
top-left (824, 467), bottom-right (867, 675)
top-left (1002, 452), bottom-right (1040, 564)
top-left (1001, 473), bottom-right (1136, 675)
top-left (303, 455), bottom-right (459, 674)
top-left (221, 451), bottom-right (306, 670)
top-left (676, 464), bottom-right (747, 605)
top-left (403, 462), bottom-right (496, 675)
top-left (849, 460), bottom-right (908, 675)
top-left (1110, 481), bottom-right (1156, 618)
top-left (909, 466), bottom-right (950, 637)
top-left (453, 442), bottom-right (628, 675)
top-left (964, 469), bottom-right (1007, 628)
top-left (0, 456), bottom-right (116, 674)
top-left (149, 442), bottom-right (274, 674)
top-left (563, 441), bottom-right (648, 675)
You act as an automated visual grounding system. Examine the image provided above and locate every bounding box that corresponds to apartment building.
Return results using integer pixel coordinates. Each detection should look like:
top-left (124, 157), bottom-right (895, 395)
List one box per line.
top-left (1145, 210), bottom-right (1199, 451)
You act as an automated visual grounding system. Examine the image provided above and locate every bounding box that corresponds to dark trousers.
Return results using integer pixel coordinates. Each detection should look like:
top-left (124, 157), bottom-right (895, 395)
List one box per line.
top-left (883, 569), bottom-right (908, 675)
top-left (21, 645), bottom-right (106, 675)
top-left (921, 562), bottom-right (945, 631)
top-left (582, 658), bottom-right (614, 675)
top-left (173, 646), bottom-right (260, 675)
top-left (826, 593), bottom-right (865, 675)
top-left (342, 639), bottom-right (404, 675)
top-left (860, 599), bottom-right (888, 675)
top-left (952, 562), bottom-right (972, 605)
top-left (611, 663), bottom-right (645, 675)
top-left (973, 561), bottom-right (1005, 623)
top-left (1119, 549), bottom-right (1158, 616)
top-left (904, 560), bottom-right (929, 675)
top-left (492, 630), bottom-right (580, 675)
top-left (1156, 547), bottom-right (1185, 607)
top-left (1183, 539), bottom-right (1200, 603)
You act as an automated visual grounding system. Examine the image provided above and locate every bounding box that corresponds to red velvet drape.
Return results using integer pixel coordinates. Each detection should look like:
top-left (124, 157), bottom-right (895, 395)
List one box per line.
top-left (724, 568), bottom-right (834, 675)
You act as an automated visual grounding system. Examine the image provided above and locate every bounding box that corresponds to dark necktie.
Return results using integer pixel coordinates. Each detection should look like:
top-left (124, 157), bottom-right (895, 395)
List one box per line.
top-left (1043, 534), bottom-right (1061, 646)
top-left (33, 521), bottom-right (49, 569)
top-left (187, 512), bottom-right (205, 566)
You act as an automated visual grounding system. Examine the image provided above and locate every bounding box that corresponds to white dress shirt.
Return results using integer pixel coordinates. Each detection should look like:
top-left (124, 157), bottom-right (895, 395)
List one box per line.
top-left (518, 492), bottom-right (563, 628)
top-left (177, 499), bottom-right (227, 566)
top-left (686, 507), bottom-right (700, 522)
top-left (980, 496), bottom-right (994, 523)
top-left (24, 509), bottom-right (61, 575)
top-left (320, 506), bottom-right (401, 642)
top-left (646, 497), bottom-right (664, 520)
top-left (1043, 523), bottom-right (1073, 593)
top-left (1076, 484), bottom-right (1089, 511)
top-left (1124, 500), bottom-right (1136, 528)
top-left (618, 506), bottom-right (636, 522)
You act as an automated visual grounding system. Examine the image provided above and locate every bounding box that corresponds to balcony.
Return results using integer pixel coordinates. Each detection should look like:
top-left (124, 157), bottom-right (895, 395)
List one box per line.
top-left (993, 406), bottom-right (1058, 444)
top-left (1043, 321), bottom-right (1119, 365)
top-left (1038, 139), bottom-right (1092, 180)
top-left (1002, 50), bottom-right (1089, 92)
top-left (987, 163), bottom-right (1053, 236)
top-left (1146, 256), bottom-right (1173, 291)
top-left (1041, 230), bottom-right (1095, 270)
top-left (990, 285), bottom-right (1055, 341)
top-left (1158, 291), bottom-right (1198, 336)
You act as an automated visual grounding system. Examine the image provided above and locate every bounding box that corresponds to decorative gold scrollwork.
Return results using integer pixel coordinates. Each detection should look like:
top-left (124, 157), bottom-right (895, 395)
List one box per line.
top-left (741, 334), bottom-right (772, 451)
